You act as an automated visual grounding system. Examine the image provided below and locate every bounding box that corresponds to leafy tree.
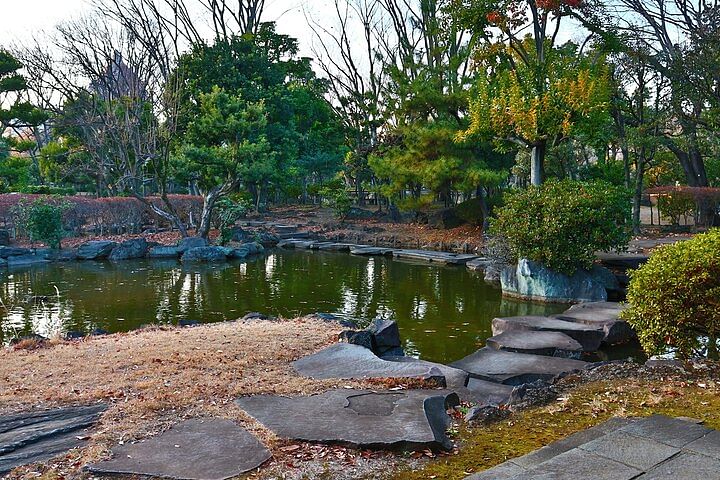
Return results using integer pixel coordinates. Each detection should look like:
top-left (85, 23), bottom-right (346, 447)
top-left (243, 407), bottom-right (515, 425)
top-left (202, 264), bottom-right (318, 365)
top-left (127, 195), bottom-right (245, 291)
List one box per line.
top-left (0, 50), bottom-right (47, 131)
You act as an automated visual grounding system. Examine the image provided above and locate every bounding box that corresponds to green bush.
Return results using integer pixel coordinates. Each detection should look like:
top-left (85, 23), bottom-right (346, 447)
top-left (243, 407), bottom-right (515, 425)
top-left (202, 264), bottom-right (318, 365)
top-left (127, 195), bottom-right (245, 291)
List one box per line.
top-left (621, 229), bottom-right (720, 359)
top-left (215, 197), bottom-right (251, 245)
top-left (656, 191), bottom-right (695, 226)
top-left (491, 179), bottom-right (632, 274)
top-left (18, 185), bottom-right (76, 196)
top-left (15, 199), bottom-right (69, 249)
top-left (318, 178), bottom-right (352, 219)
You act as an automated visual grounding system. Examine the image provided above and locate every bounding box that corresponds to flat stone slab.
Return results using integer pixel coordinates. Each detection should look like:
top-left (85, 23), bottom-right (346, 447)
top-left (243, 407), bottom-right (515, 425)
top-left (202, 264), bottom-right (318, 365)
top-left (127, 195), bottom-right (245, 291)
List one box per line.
top-left (486, 331), bottom-right (584, 358)
top-left (553, 302), bottom-right (635, 345)
top-left (236, 389), bottom-right (459, 451)
top-left (461, 378), bottom-right (514, 405)
top-left (88, 418), bottom-right (270, 480)
top-left (392, 249), bottom-right (478, 265)
top-left (464, 415), bottom-right (720, 480)
top-left (0, 404), bottom-right (106, 474)
top-left (597, 252), bottom-right (649, 270)
top-left (449, 347), bottom-right (588, 386)
top-left (350, 247), bottom-right (395, 256)
top-left (316, 243), bottom-right (359, 252)
top-left (466, 258), bottom-right (491, 271)
top-left (492, 316), bottom-right (604, 351)
top-left (382, 356), bottom-right (468, 389)
top-left (292, 344), bottom-right (445, 383)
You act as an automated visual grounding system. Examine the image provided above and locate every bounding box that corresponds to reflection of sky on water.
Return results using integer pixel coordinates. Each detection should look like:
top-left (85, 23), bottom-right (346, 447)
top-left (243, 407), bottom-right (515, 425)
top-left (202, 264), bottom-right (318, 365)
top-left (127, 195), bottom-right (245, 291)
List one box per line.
top-left (0, 251), bottom-right (567, 363)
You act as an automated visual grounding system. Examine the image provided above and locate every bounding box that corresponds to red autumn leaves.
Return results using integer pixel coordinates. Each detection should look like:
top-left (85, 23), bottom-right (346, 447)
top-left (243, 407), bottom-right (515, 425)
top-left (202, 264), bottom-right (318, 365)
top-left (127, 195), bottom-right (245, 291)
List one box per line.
top-left (486, 0), bottom-right (582, 24)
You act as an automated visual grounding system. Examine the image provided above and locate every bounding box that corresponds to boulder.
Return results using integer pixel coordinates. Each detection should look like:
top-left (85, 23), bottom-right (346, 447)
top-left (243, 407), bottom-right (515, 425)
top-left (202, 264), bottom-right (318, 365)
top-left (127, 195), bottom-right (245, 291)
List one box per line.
top-left (0, 246), bottom-right (32, 258)
top-left (236, 389), bottom-right (460, 451)
top-left (339, 330), bottom-right (375, 350)
top-left (176, 237), bottom-right (208, 253)
top-left (501, 259), bottom-right (608, 303)
top-left (148, 245), bottom-right (181, 258)
top-left (292, 343), bottom-right (446, 383)
top-left (485, 331), bottom-right (584, 358)
top-left (244, 241), bottom-right (265, 255)
top-left (45, 249), bottom-right (78, 262)
top-left (382, 356), bottom-right (469, 390)
top-left (491, 316), bottom-right (604, 351)
top-left (467, 258), bottom-right (492, 272)
top-left (483, 263), bottom-right (503, 284)
top-left (465, 405), bottom-right (511, 424)
top-left (0, 229), bottom-right (10, 246)
top-left (88, 418), bottom-right (271, 480)
top-left (181, 246), bottom-right (228, 263)
top-left (109, 238), bottom-right (149, 261)
top-left (369, 319), bottom-right (403, 356)
top-left (461, 378), bottom-right (514, 405)
top-left (0, 404), bottom-right (106, 475)
top-left (507, 379), bottom-right (557, 408)
top-left (241, 312), bottom-right (276, 321)
top-left (553, 304), bottom-right (635, 346)
top-left (229, 226), bottom-right (251, 242)
top-left (77, 241), bottom-right (117, 260)
top-left (449, 347), bottom-right (588, 386)
top-left (6, 254), bottom-right (51, 267)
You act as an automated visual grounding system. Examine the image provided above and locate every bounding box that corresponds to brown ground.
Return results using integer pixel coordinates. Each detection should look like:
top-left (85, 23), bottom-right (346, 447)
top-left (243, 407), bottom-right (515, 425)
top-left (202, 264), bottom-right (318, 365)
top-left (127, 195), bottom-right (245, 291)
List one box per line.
top-left (1, 317), bottom-right (415, 479)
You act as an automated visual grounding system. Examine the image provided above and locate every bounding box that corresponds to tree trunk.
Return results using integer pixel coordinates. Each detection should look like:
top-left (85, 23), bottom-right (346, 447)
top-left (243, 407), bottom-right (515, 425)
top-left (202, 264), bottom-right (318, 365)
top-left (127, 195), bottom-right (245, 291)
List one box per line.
top-left (198, 188), bottom-right (221, 239)
top-left (530, 141), bottom-right (546, 186)
top-left (633, 152), bottom-right (645, 235)
top-left (130, 192), bottom-right (188, 237)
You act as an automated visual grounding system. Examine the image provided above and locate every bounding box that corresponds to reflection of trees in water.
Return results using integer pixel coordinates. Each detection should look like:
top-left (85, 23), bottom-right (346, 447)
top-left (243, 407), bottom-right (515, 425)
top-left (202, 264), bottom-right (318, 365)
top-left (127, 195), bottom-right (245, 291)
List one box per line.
top-left (0, 252), bottom-right (566, 362)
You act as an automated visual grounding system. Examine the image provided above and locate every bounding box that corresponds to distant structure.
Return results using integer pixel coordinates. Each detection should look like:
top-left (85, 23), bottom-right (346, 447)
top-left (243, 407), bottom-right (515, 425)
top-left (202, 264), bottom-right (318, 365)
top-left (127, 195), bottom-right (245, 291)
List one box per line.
top-left (90, 51), bottom-right (147, 100)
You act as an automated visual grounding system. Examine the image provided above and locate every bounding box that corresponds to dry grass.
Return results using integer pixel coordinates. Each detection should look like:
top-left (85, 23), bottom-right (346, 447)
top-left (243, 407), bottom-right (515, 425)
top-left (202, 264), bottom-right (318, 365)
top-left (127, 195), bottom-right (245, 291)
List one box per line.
top-left (0, 317), bottom-right (369, 478)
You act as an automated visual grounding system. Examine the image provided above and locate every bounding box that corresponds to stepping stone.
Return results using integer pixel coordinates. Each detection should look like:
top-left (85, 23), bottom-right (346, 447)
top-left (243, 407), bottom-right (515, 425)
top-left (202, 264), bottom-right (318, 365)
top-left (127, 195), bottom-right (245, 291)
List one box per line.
top-left (382, 356), bottom-right (469, 389)
top-left (292, 344), bottom-right (446, 383)
top-left (392, 250), bottom-right (478, 265)
top-left (277, 239), bottom-right (314, 249)
top-left (511, 448), bottom-right (642, 480)
top-left (461, 378), bottom-right (514, 405)
top-left (449, 348), bottom-right (588, 386)
top-left (492, 316), bottom-right (604, 351)
top-left (316, 243), bottom-right (358, 252)
top-left (466, 258), bottom-right (491, 271)
top-left (597, 252), bottom-right (648, 270)
top-left (88, 418), bottom-right (270, 480)
top-left (553, 302), bottom-right (635, 345)
top-left (565, 301), bottom-right (625, 312)
top-left (486, 331), bottom-right (584, 358)
top-left (0, 404), bottom-right (106, 475)
top-left (465, 461), bottom-right (527, 480)
top-left (686, 430), bottom-right (720, 460)
top-left (236, 389), bottom-right (459, 451)
top-left (350, 247), bottom-right (394, 256)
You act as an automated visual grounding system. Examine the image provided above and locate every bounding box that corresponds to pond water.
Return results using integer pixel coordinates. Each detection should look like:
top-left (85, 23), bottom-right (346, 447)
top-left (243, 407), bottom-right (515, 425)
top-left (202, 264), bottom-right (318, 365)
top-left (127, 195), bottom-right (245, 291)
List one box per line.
top-left (0, 249), bottom-right (567, 364)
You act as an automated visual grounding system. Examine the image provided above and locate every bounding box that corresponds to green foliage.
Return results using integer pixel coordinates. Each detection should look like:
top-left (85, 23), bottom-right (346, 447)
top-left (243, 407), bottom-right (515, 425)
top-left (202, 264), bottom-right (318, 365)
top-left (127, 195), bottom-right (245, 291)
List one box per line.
top-left (657, 191), bottom-right (696, 226)
top-left (318, 178), bottom-right (352, 219)
top-left (14, 199), bottom-right (69, 249)
top-left (17, 185), bottom-right (76, 195)
top-left (621, 229), bottom-right (720, 359)
top-left (491, 179), bottom-right (632, 274)
top-left (0, 50), bottom-right (48, 130)
top-left (216, 197), bottom-right (251, 244)
top-left (0, 154), bottom-right (31, 192)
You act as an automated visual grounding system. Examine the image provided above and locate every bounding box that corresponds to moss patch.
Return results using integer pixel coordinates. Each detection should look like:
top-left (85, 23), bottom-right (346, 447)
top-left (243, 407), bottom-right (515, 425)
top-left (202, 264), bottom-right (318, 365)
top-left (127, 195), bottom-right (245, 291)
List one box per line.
top-left (394, 376), bottom-right (720, 480)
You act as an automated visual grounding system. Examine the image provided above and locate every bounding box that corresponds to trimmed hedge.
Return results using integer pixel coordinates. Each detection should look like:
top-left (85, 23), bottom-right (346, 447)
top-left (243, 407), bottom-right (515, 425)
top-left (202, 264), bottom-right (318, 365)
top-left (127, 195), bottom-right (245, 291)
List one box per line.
top-left (621, 229), bottom-right (720, 359)
top-left (491, 179), bottom-right (632, 275)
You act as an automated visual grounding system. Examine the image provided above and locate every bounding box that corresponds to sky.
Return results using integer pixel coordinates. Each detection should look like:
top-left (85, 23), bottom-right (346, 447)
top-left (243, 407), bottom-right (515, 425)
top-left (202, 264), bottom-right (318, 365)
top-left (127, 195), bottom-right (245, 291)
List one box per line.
top-left (0, 0), bottom-right (319, 53)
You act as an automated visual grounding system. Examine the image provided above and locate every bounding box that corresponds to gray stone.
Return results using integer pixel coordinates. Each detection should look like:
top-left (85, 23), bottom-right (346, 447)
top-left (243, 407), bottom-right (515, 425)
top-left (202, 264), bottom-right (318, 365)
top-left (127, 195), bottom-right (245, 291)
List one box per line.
top-left (393, 249), bottom-right (478, 265)
top-left (588, 264), bottom-right (621, 291)
top-left (0, 246), bottom-right (31, 258)
top-left (565, 301), bottom-right (625, 313)
top-left (0, 404), bottom-right (106, 474)
top-left (466, 257), bottom-right (492, 272)
top-left (685, 431), bottom-right (720, 460)
top-left (486, 331), bottom-right (584, 358)
top-left (382, 356), bottom-right (469, 390)
top-left (292, 343), bottom-right (446, 383)
top-left (461, 378), bottom-right (514, 405)
top-left (449, 347), bottom-right (588, 386)
top-left (507, 380), bottom-right (556, 408)
top-left (644, 359), bottom-right (686, 370)
top-left (369, 319), bottom-right (402, 350)
top-left (316, 243), bottom-right (356, 252)
top-left (77, 241), bottom-right (117, 260)
top-left (507, 448), bottom-right (642, 480)
top-left (109, 238), bottom-right (148, 261)
top-left (339, 330), bottom-right (375, 350)
top-left (464, 405), bottom-right (511, 424)
top-left (578, 430), bottom-right (680, 470)
top-left (637, 452), bottom-right (720, 480)
top-left (176, 237), bottom-right (208, 253)
top-left (501, 259), bottom-right (608, 303)
top-left (45, 249), bottom-right (78, 262)
top-left (236, 389), bottom-right (459, 451)
top-left (227, 246), bottom-right (250, 259)
top-left (509, 417), bottom-right (636, 469)
top-left (6, 254), bottom-right (51, 267)
top-left (484, 264), bottom-right (503, 284)
top-left (87, 418), bottom-right (270, 480)
top-left (553, 304), bottom-right (635, 345)
top-left (181, 246), bottom-right (228, 263)
top-left (491, 316), bottom-right (604, 351)
top-left (619, 415), bottom-right (711, 448)
top-left (350, 247), bottom-right (394, 256)
top-left (0, 229), bottom-right (10, 246)
top-left (465, 462), bottom-right (527, 480)
top-left (597, 252), bottom-right (648, 270)
top-left (148, 245), bottom-right (181, 258)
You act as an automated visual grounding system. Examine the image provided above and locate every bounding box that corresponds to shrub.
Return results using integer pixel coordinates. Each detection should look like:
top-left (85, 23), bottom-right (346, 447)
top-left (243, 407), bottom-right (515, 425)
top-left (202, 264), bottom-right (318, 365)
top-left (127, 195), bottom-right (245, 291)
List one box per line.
top-left (491, 179), bottom-right (632, 275)
top-left (215, 197), bottom-right (251, 244)
top-left (15, 198), bottom-right (68, 248)
top-left (319, 178), bottom-right (352, 219)
top-left (621, 229), bottom-right (720, 359)
top-left (656, 191), bottom-right (696, 226)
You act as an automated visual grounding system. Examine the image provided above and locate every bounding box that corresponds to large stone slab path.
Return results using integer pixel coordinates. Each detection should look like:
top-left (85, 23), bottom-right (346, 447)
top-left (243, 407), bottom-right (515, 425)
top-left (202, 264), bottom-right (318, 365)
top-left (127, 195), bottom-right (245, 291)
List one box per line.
top-left (465, 415), bottom-right (720, 480)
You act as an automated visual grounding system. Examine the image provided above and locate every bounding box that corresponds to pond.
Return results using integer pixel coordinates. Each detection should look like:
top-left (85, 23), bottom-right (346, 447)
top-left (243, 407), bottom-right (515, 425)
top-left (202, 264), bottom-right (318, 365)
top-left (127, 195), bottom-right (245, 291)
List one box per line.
top-left (0, 249), bottom-right (567, 364)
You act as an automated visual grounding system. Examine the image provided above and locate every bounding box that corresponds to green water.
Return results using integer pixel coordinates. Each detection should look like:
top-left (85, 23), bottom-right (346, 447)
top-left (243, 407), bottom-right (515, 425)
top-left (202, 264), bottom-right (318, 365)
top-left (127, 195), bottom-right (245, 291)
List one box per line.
top-left (0, 250), bottom-right (566, 363)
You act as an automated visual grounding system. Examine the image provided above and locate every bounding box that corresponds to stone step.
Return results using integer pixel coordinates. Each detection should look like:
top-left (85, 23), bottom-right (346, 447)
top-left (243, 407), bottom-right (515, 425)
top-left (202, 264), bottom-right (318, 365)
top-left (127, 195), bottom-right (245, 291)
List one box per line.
top-left (392, 249), bottom-right (478, 265)
top-left (485, 331), bottom-right (584, 358)
top-left (553, 302), bottom-right (635, 345)
top-left (237, 389), bottom-right (460, 451)
top-left (492, 316), bottom-right (605, 352)
top-left (449, 347), bottom-right (589, 386)
top-left (466, 258), bottom-right (491, 271)
top-left (277, 239), bottom-right (314, 249)
top-left (278, 231), bottom-right (309, 240)
top-left (350, 246), bottom-right (395, 256)
top-left (316, 243), bottom-right (359, 252)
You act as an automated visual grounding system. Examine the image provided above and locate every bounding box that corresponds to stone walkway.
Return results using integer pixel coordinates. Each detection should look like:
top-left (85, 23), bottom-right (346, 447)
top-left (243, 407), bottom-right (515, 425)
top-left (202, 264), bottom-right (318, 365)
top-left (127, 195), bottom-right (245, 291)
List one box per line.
top-left (466, 415), bottom-right (720, 480)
